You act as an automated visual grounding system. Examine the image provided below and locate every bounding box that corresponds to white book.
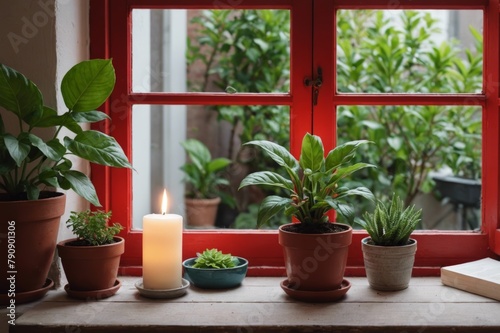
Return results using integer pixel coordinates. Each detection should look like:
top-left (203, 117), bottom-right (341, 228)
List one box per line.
top-left (441, 257), bottom-right (500, 301)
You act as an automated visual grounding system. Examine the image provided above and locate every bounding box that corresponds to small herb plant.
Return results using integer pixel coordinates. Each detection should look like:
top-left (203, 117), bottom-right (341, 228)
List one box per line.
top-left (359, 194), bottom-right (422, 246)
top-left (192, 248), bottom-right (238, 269)
top-left (66, 210), bottom-right (123, 246)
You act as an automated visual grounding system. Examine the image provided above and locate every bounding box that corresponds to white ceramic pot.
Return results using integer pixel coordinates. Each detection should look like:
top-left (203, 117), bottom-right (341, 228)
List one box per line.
top-left (362, 237), bottom-right (417, 291)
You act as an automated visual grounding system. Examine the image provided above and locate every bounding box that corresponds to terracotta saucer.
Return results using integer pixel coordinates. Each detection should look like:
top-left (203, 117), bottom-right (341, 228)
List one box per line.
top-left (135, 278), bottom-right (190, 299)
top-left (64, 279), bottom-right (121, 300)
top-left (0, 278), bottom-right (54, 305)
top-left (280, 278), bottom-right (351, 302)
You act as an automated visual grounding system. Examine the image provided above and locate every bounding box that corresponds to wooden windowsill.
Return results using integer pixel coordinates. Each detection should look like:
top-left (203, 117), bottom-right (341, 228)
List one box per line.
top-left (7, 276), bottom-right (500, 333)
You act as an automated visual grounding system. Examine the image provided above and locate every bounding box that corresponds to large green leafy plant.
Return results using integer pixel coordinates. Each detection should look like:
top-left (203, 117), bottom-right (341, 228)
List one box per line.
top-left (0, 59), bottom-right (131, 205)
top-left (181, 138), bottom-right (231, 199)
top-left (239, 133), bottom-right (375, 229)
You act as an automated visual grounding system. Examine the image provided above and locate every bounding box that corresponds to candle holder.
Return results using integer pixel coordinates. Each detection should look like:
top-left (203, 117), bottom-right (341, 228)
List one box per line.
top-left (135, 278), bottom-right (190, 299)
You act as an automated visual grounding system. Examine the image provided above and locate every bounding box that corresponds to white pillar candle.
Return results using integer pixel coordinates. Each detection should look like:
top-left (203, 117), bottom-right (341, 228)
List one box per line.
top-left (143, 189), bottom-right (183, 290)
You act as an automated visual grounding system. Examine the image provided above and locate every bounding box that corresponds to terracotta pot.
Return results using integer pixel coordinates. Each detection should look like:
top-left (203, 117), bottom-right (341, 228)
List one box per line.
top-left (0, 192), bottom-right (65, 294)
top-left (362, 237), bottom-right (417, 291)
top-left (57, 236), bottom-right (124, 291)
top-left (185, 197), bottom-right (221, 227)
top-left (278, 223), bottom-right (352, 291)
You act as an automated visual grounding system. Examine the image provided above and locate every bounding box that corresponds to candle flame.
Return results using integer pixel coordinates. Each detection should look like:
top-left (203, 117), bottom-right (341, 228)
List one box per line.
top-left (161, 189), bottom-right (168, 214)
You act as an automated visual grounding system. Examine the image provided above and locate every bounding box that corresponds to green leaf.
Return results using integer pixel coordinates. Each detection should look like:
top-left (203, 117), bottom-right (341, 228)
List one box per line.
top-left (243, 139), bottom-right (298, 170)
top-left (61, 170), bottom-right (101, 206)
top-left (0, 63), bottom-right (43, 124)
top-left (35, 107), bottom-right (83, 134)
top-left (324, 199), bottom-right (355, 222)
top-left (257, 195), bottom-right (291, 228)
top-left (61, 59), bottom-right (116, 112)
top-left (54, 158), bottom-right (72, 172)
top-left (207, 157), bottom-right (231, 173)
top-left (325, 140), bottom-right (370, 172)
top-left (28, 134), bottom-right (66, 161)
top-left (327, 163), bottom-right (376, 188)
top-left (71, 110), bottom-right (110, 123)
top-left (299, 133), bottom-right (324, 172)
top-left (181, 139), bottom-right (211, 171)
top-left (0, 155), bottom-right (15, 175)
top-left (335, 187), bottom-right (375, 202)
top-left (65, 130), bottom-right (132, 168)
top-left (4, 134), bottom-right (30, 167)
top-left (38, 169), bottom-right (59, 188)
top-left (239, 171), bottom-right (294, 192)
top-left (26, 183), bottom-right (40, 200)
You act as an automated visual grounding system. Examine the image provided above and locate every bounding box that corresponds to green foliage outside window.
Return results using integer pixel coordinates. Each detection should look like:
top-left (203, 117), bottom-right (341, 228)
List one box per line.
top-left (336, 10), bottom-right (482, 214)
top-left (186, 9), bottom-right (482, 227)
top-left (187, 10), bottom-right (291, 228)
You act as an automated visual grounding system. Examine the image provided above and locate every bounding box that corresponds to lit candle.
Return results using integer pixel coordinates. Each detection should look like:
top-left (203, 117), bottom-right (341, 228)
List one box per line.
top-left (143, 189), bottom-right (183, 290)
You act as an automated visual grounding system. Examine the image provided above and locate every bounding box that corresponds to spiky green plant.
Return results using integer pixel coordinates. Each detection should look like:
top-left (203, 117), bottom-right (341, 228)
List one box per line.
top-left (359, 194), bottom-right (421, 246)
top-left (192, 248), bottom-right (238, 269)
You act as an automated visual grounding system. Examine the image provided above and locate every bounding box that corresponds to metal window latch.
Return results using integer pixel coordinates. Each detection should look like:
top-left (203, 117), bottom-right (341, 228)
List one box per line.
top-left (304, 67), bottom-right (323, 105)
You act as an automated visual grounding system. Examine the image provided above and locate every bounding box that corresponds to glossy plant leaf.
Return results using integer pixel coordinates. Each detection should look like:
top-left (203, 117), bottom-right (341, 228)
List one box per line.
top-left (61, 170), bottom-right (101, 207)
top-left (4, 134), bottom-right (30, 167)
top-left (0, 63), bottom-right (43, 124)
top-left (61, 59), bottom-right (115, 112)
top-left (65, 130), bottom-right (131, 168)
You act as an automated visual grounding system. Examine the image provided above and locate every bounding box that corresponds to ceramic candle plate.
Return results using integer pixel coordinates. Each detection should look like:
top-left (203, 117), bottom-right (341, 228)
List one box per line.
top-left (135, 278), bottom-right (190, 299)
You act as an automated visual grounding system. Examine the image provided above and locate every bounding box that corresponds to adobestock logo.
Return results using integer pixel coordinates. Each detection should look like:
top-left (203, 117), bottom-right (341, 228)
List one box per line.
top-left (6, 0), bottom-right (72, 54)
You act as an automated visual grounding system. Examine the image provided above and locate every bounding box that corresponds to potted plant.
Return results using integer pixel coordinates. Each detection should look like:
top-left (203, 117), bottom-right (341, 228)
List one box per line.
top-left (181, 139), bottom-right (231, 227)
top-left (239, 133), bottom-right (374, 301)
top-left (182, 248), bottom-right (248, 289)
top-left (358, 194), bottom-right (421, 291)
top-left (0, 59), bottom-right (131, 302)
top-left (57, 210), bottom-right (124, 299)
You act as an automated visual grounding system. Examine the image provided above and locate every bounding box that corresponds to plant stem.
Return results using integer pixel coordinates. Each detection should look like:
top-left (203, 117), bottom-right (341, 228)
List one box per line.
top-left (53, 112), bottom-right (70, 140)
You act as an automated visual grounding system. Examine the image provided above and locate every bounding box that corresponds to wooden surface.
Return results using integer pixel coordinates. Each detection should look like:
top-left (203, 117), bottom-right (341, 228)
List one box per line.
top-left (8, 277), bottom-right (500, 333)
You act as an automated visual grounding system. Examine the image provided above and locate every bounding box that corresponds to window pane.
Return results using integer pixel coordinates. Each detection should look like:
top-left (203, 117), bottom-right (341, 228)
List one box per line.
top-left (336, 10), bottom-right (483, 94)
top-left (336, 105), bottom-right (481, 230)
top-left (131, 104), bottom-right (290, 230)
top-left (132, 9), bottom-right (290, 93)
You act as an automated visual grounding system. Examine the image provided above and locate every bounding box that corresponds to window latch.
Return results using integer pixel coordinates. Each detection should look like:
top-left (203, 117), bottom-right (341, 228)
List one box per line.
top-left (304, 67), bottom-right (323, 105)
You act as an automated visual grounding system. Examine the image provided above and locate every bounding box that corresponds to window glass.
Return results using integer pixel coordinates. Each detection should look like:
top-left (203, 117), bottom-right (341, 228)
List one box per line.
top-left (336, 10), bottom-right (483, 94)
top-left (132, 9), bottom-right (291, 93)
top-left (336, 104), bottom-right (482, 230)
top-left (131, 104), bottom-right (290, 230)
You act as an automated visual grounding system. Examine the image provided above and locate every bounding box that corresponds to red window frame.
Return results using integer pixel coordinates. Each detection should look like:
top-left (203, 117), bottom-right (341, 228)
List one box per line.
top-left (90, 0), bottom-right (500, 277)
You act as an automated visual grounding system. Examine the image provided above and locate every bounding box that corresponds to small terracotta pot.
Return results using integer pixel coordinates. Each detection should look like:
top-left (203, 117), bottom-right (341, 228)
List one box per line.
top-left (278, 223), bottom-right (352, 292)
top-left (57, 236), bottom-right (124, 291)
top-left (0, 192), bottom-right (65, 294)
top-left (185, 197), bottom-right (221, 227)
top-left (362, 237), bottom-right (417, 291)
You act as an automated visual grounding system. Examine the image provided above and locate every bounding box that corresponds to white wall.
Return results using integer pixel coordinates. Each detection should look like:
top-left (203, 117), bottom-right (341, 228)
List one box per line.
top-left (54, 0), bottom-right (90, 241)
top-left (0, 0), bottom-right (89, 242)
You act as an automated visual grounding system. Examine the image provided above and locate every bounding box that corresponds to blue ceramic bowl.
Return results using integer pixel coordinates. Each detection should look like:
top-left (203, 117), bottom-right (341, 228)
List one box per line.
top-left (182, 257), bottom-right (248, 289)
